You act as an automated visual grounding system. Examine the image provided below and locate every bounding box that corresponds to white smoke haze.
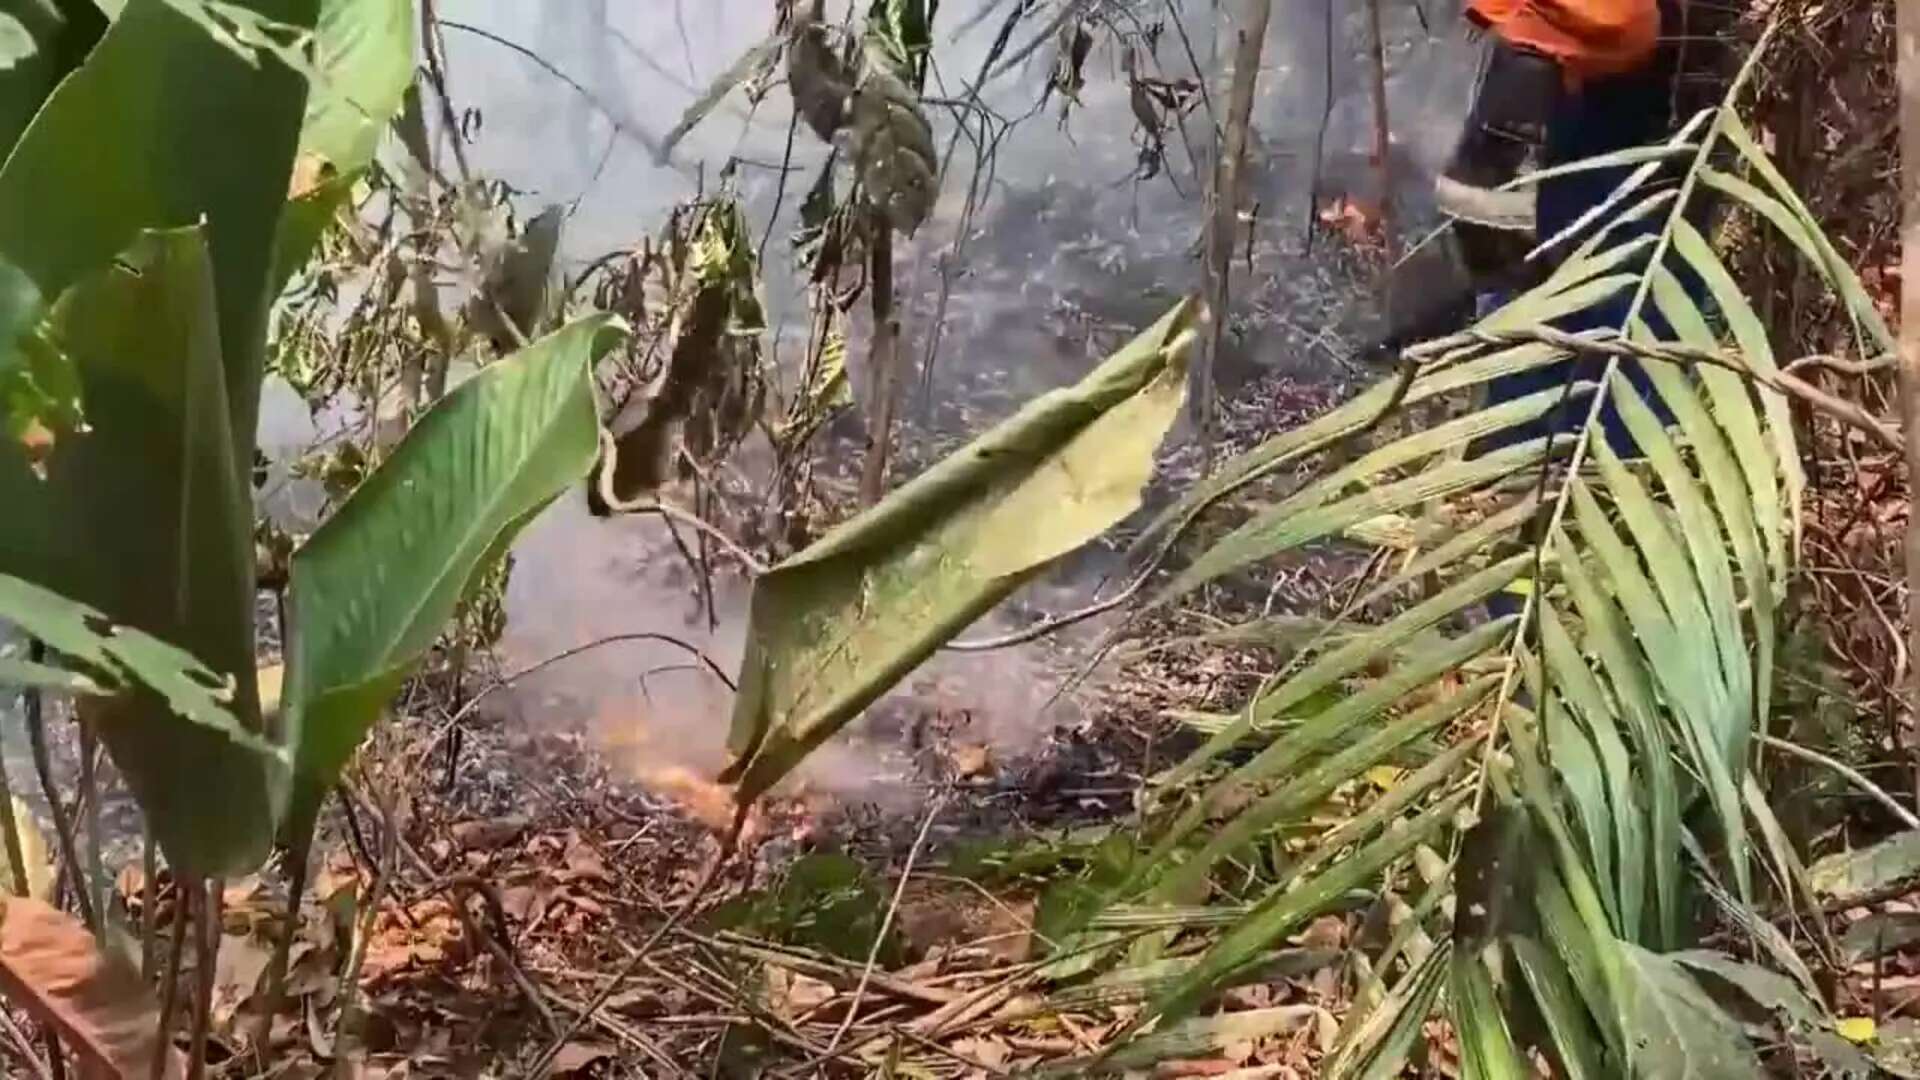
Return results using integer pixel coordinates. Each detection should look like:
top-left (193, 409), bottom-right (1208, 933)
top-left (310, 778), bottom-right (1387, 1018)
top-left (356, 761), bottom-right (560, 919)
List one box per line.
top-left (425, 0), bottom-right (1483, 809)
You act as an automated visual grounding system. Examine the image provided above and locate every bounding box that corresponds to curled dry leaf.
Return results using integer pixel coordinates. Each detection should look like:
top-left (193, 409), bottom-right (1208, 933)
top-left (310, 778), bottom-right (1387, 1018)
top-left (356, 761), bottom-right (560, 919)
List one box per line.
top-left (788, 1), bottom-right (852, 140)
top-left (848, 54), bottom-right (935, 235)
top-left (0, 897), bottom-right (185, 1079)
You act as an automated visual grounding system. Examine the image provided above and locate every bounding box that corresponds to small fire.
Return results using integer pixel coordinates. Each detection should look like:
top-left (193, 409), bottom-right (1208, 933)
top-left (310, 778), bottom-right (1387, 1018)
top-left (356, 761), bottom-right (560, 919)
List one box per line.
top-left (591, 702), bottom-right (739, 830)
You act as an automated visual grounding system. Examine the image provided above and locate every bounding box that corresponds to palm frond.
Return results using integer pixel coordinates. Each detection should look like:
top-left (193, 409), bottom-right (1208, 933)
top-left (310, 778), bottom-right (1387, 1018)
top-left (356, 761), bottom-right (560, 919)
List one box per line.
top-left (1082, 21), bottom-right (1885, 1076)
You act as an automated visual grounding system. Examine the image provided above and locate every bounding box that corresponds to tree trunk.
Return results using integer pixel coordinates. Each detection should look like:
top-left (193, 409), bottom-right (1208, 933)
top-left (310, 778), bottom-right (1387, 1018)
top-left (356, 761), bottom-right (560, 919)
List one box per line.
top-left (860, 221), bottom-right (900, 506)
top-left (1363, 0), bottom-right (1397, 263)
top-left (1901, 0), bottom-right (1920, 690)
top-left (1196, 0), bottom-right (1274, 441)
top-left (1899, 0), bottom-right (1920, 791)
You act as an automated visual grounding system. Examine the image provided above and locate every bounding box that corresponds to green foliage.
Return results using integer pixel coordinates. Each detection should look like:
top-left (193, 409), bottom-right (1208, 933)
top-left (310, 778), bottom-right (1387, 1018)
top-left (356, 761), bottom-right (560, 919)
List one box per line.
top-left (0, 572), bottom-right (278, 761)
top-left (723, 300), bottom-right (1197, 804)
top-left (707, 852), bottom-right (902, 965)
top-left (0, 227), bottom-right (272, 875)
top-left (0, 0), bottom-right (103, 158)
top-left (0, 0), bottom-right (318, 463)
top-left (283, 314), bottom-right (626, 835)
top-left (1047, 30), bottom-right (1891, 1075)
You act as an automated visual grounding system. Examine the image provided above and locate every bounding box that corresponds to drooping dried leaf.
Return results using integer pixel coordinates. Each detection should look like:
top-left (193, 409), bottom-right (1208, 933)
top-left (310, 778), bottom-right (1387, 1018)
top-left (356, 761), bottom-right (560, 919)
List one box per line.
top-left (0, 897), bottom-right (185, 1079)
top-left (848, 52), bottom-right (935, 234)
top-left (788, 2), bottom-right (852, 140)
top-left (723, 300), bottom-right (1197, 803)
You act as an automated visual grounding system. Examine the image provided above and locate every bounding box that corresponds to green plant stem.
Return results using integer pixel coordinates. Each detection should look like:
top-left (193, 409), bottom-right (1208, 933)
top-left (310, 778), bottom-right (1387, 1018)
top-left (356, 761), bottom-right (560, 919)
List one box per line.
top-left (332, 793), bottom-right (397, 1080)
top-left (77, 724), bottom-right (104, 931)
top-left (24, 660), bottom-right (94, 932)
top-left (186, 880), bottom-right (219, 1080)
top-left (140, 828), bottom-right (157, 979)
top-left (859, 218), bottom-right (900, 506)
top-left (249, 828), bottom-right (313, 1060)
top-left (152, 898), bottom-right (187, 1080)
top-left (0, 706), bottom-right (31, 897)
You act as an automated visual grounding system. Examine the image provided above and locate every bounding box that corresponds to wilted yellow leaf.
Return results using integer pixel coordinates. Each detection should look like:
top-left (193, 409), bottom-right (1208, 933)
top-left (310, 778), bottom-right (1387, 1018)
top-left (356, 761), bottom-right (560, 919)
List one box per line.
top-left (1837, 1016), bottom-right (1877, 1043)
top-left (1366, 765), bottom-right (1407, 790)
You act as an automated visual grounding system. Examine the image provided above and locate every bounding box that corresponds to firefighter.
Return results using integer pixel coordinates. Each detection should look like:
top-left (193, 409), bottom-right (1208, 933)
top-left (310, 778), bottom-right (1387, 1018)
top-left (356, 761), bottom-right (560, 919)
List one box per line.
top-left (1436, 0), bottom-right (1686, 457)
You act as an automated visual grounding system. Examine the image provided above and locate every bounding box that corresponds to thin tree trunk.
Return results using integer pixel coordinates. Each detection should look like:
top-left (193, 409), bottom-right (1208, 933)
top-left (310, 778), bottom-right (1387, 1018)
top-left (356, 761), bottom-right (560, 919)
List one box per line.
top-left (1898, 0), bottom-right (1920, 806)
top-left (859, 221), bottom-right (900, 506)
top-left (1197, 0), bottom-right (1274, 442)
top-left (1363, 0), bottom-right (1397, 264)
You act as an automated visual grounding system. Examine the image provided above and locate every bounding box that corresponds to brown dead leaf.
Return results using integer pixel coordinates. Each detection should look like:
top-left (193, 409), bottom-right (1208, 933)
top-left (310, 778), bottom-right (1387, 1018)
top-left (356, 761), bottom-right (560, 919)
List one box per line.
top-left (450, 816), bottom-right (529, 852)
top-left (548, 1041), bottom-right (616, 1076)
top-left (948, 742), bottom-right (992, 778)
top-left (0, 897), bottom-right (186, 1079)
top-left (766, 967), bottom-right (836, 1021)
top-left (211, 932), bottom-right (273, 1033)
top-left (560, 838), bottom-right (610, 884)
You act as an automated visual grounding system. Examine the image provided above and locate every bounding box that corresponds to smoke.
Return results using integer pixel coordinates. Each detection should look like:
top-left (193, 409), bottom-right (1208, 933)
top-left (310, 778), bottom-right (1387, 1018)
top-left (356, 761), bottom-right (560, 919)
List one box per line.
top-left (497, 494), bottom-right (1092, 817)
top-left (439, 0), bottom-right (1483, 810)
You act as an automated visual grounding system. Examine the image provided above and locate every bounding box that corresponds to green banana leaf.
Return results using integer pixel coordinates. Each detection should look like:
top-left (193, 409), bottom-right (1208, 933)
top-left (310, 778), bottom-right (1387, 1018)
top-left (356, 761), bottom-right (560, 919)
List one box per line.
top-left (282, 314), bottom-right (626, 834)
top-left (722, 299), bottom-right (1199, 804)
top-left (270, 0), bottom-right (414, 294)
top-left (0, 0), bottom-right (317, 462)
top-left (0, 0), bottom-right (104, 159)
top-left (0, 228), bottom-right (271, 876)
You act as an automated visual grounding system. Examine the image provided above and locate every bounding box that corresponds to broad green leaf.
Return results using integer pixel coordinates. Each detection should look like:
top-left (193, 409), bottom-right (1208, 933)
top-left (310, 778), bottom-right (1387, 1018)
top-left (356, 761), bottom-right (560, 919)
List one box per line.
top-left (1808, 831), bottom-right (1920, 905)
top-left (1672, 950), bottom-right (1823, 1029)
top-left (284, 315), bottom-right (625, 827)
top-left (0, 0), bottom-right (319, 470)
top-left (298, 0), bottom-right (412, 175)
top-left (1616, 942), bottom-right (1764, 1079)
top-left (0, 655), bottom-right (102, 694)
top-left (1840, 912), bottom-right (1920, 964)
top-left (0, 0), bottom-right (105, 156)
top-left (270, 0), bottom-right (413, 289)
top-left (0, 574), bottom-right (273, 758)
top-left (722, 302), bottom-right (1195, 804)
top-left (0, 228), bottom-right (273, 876)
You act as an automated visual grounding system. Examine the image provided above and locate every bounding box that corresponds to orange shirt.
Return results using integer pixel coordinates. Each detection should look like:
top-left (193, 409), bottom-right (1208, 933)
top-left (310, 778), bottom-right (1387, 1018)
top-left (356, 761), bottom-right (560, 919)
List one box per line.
top-left (1467, 0), bottom-right (1662, 84)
